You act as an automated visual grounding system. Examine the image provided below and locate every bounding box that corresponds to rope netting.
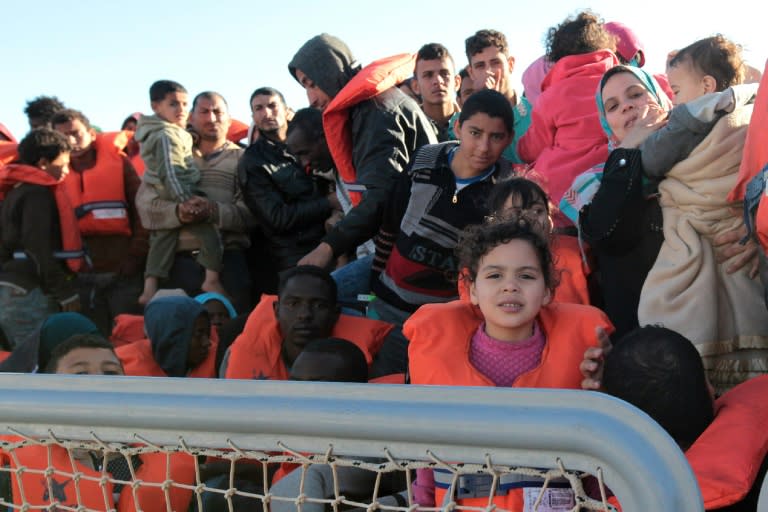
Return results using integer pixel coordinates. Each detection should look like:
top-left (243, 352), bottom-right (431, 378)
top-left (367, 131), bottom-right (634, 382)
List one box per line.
top-left (0, 428), bottom-right (619, 512)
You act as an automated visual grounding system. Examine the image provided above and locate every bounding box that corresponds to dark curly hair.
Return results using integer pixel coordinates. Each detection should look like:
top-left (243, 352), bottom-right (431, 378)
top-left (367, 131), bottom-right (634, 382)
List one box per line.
top-left (51, 108), bottom-right (92, 131)
top-left (465, 29), bottom-right (509, 61)
top-left (668, 34), bottom-right (744, 91)
top-left (545, 10), bottom-right (616, 63)
top-left (17, 128), bottom-right (71, 166)
top-left (456, 219), bottom-right (559, 293)
top-left (24, 95), bottom-right (66, 128)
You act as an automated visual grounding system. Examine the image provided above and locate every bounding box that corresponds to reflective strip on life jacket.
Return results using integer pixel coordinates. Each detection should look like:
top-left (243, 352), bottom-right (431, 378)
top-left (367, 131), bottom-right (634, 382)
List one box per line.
top-left (75, 200), bottom-right (129, 220)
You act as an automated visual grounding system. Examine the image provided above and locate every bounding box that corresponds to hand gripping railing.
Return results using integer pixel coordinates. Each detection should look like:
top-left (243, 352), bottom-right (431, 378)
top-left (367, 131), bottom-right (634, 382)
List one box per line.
top-left (0, 374), bottom-right (703, 511)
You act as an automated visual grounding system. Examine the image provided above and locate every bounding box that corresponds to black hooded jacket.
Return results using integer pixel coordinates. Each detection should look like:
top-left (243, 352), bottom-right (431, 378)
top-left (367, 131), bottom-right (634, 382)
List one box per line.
top-left (289, 34), bottom-right (437, 257)
top-left (238, 134), bottom-right (332, 270)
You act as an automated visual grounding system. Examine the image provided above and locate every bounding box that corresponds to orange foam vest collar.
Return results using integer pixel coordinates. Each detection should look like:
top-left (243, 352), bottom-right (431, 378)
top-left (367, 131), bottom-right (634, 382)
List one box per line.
top-left (406, 300), bottom-right (612, 389)
top-left (686, 375), bottom-right (768, 509)
top-left (322, 53), bottom-right (415, 206)
top-left (0, 141), bottom-right (17, 166)
top-left (225, 294), bottom-right (393, 380)
top-left (0, 163), bottom-right (85, 272)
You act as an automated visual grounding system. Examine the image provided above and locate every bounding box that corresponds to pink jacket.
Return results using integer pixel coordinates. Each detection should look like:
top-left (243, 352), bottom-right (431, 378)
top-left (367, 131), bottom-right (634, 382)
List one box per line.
top-left (518, 50), bottom-right (619, 221)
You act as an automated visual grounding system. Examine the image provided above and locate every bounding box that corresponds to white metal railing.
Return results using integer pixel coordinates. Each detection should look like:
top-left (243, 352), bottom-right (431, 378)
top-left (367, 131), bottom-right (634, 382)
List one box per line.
top-left (0, 374), bottom-right (703, 511)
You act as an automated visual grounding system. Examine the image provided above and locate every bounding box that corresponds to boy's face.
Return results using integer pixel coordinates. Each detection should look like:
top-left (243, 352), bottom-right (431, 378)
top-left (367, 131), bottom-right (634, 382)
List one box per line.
top-left (455, 112), bottom-right (512, 174)
top-left (294, 68), bottom-right (333, 111)
top-left (468, 46), bottom-right (514, 96)
top-left (274, 276), bottom-right (339, 352)
top-left (55, 348), bottom-right (124, 375)
top-left (53, 118), bottom-right (95, 158)
top-left (290, 352), bottom-right (350, 382)
top-left (152, 91), bottom-right (189, 127)
top-left (38, 151), bottom-right (71, 181)
top-left (186, 314), bottom-right (212, 369)
top-left (203, 299), bottom-right (229, 328)
top-left (413, 57), bottom-right (459, 107)
top-left (667, 61), bottom-right (714, 106)
top-left (458, 75), bottom-right (475, 108)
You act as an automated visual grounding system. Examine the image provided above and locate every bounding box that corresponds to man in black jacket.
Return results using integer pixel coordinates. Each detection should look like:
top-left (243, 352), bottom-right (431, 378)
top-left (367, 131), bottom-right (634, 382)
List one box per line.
top-left (288, 34), bottom-right (437, 270)
top-left (238, 87), bottom-right (339, 272)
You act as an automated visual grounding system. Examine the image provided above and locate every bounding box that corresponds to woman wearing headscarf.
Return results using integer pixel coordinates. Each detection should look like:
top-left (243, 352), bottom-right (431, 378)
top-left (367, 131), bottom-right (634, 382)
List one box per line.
top-left (567, 65), bottom-right (757, 345)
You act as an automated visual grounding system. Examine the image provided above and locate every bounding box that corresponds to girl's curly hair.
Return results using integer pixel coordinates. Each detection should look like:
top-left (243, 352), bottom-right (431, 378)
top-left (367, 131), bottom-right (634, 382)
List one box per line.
top-left (456, 218), bottom-right (559, 293)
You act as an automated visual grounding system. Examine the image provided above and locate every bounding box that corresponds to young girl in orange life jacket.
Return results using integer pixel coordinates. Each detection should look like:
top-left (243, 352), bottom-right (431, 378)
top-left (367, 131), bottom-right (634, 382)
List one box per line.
top-left (404, 219), bottom-right (613, 510)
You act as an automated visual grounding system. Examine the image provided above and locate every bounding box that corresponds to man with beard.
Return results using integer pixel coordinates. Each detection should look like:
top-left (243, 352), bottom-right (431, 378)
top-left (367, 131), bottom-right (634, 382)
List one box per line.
top-left (134, 92), bottom-right (254, 311)
top-left (238, 87), bottom-right (339, 274)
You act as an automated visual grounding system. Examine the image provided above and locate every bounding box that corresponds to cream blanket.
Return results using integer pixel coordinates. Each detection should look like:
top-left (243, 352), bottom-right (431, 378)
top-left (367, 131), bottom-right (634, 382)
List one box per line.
top-left (638, 105), bottom-right (768, 392)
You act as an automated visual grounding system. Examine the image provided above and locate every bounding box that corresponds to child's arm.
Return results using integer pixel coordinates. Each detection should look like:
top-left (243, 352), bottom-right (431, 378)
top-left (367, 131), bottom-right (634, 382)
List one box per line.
top-left (640, 84), bottom-right (759, 177)
top-left (140, 125), bottom-right (197, 204)
top-left (370, 168), bottom-right (412, 276)
top-left (158, 131), bottom-right (196, 202)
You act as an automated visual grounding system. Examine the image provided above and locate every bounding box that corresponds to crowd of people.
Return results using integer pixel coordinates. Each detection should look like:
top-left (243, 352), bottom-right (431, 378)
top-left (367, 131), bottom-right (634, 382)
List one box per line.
top-left (1, 10), bottom-right (768, 511)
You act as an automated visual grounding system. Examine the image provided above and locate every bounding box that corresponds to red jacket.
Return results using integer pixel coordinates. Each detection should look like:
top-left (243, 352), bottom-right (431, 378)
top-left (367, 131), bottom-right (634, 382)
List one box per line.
top-left (0, 141), bottom-right (17, 166)
top-left (517, 50), bottom-right (620, 217)
top-left (224, 295), bottom-right (393, 380)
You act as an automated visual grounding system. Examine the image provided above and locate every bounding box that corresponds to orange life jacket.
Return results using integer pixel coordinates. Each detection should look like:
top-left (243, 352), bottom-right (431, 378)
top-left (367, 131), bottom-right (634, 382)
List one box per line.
top-left (369, 373), bottom-right (406, 384)
top-left (550, 234), bottom-right (592, 305)
top-left (407, 300), bottom-right (611, 388)
top-left (0, 141), bottom-right (17, 166)
top-left (115, 329), bottom-right (219, 378)
top-left (686, 374), bottom-right (768, 509)
top-left (728, 60), bottom-right (768, 202)
top-left (61, 133), bottom-right (132, 237)
top-left (0, 438), bottom-right (195, 512)
top-left (0, 163), bottom-right (85, 272)
top-left (102, 129), bottom-right (145, 176)
top-left (224, 294), bottom-right (393, 380)
top-left (323, 53), bottom-right (415, 206)
top-left (109, 314), bottom-right (146, 348)
top-left (227, 119), bottom-right (249, 144)
top-left (406, 300), bottom-right (613, 511)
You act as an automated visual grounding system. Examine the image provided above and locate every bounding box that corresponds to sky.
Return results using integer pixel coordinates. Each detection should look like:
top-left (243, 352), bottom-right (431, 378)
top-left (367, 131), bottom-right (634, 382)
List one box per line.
top-left (3, 0), bottom-right (766, 139)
